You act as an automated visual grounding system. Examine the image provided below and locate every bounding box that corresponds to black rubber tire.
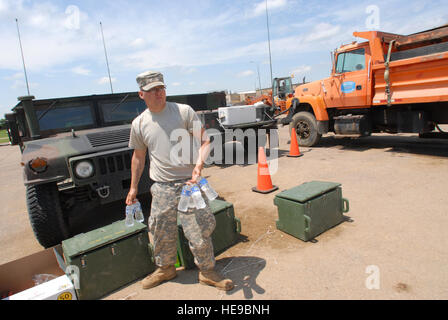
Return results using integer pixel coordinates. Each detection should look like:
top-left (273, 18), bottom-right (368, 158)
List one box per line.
top-left (26, 183), bottom-right (69, 248)
top-left (289, 111), bottom-right (322, 147)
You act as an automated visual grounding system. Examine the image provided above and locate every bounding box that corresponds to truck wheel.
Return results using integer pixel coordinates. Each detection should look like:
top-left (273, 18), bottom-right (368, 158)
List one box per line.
top-left (26, 183), bottom-right (69, 248)
top-left (289, 111), bottom-right (321, 147)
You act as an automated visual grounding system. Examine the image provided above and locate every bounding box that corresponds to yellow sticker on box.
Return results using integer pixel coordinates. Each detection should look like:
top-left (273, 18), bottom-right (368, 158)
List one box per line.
top-left (57, 292), bottom-right (73, 300)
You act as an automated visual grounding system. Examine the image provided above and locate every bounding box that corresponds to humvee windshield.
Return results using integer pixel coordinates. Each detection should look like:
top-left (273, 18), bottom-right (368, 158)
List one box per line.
top-left (100, 99), bottom-right (146, 123)
top-left (8, 91), bottom-right (227, 143)
top-left (36, 104), bottom-right (94, 130)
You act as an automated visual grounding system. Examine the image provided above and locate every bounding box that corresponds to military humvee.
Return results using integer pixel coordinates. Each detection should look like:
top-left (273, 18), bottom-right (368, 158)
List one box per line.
top-left (4, 91), bottom-right (227, 248)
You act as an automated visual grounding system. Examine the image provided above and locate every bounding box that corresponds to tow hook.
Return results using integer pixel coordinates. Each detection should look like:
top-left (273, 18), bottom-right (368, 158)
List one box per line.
top-left (96, 185), bottom-right (110, 199)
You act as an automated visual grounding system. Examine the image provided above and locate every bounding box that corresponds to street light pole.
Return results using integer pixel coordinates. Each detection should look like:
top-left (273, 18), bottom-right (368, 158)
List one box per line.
top-left (265, 0), bottom-right (273, 87)
top-left (250, 61), bottom-right (262, 93)
top-left (256, 64), bottom-right (262, 93)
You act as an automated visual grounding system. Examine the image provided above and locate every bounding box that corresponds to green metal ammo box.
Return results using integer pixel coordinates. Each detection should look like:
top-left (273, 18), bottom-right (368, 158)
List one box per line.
top-left (176, 199), bottom-right (241, 269)
top-left (62, 220), bottom-right (155, 300)
top-left (274, 181), bottom-right (349, 242)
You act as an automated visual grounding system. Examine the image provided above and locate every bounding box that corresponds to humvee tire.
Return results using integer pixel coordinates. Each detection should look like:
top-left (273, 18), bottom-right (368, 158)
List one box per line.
top-left (26, 183), bottom-right (69, 248)
top-left (289, 111), bottom-right (321, 147)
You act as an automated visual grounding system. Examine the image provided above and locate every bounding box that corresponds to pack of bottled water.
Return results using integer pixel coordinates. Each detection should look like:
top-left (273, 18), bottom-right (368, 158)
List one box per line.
top-left (125, 200), bottom-right (145, 227)
top-left (177, 177), bottom-right (218, 212)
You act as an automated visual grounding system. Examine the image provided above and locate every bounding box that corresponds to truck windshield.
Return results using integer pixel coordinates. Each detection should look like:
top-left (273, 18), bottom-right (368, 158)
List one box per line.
top-left (36, 105), bottom-right (94, 130)
top-left (100, 100), bottom-right (146, 123)
top-left (273, 78), bottom-right (292, 97)
top-left (336, 48), bottom-right (365, 73)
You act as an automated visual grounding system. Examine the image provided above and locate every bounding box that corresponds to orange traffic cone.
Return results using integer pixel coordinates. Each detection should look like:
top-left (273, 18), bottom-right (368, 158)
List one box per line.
top-left (287, 128), bottom-right (303, 157)
top-left (252, 147), bottom-right (278, 194)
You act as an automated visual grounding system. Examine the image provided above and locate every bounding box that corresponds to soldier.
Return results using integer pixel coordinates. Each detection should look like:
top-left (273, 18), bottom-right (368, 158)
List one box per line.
top-left (126, 71), bottom-right (234, 291)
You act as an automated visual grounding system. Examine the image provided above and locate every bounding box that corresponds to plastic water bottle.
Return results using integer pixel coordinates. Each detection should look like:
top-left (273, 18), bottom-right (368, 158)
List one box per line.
top-left (188, 194), bottom-right (196, 209)
top-left (198, 177), bottom-right (218, 201)
top-left (133, 201), bottom-right (144, 223)
top-left (190, 184), bottom-right (206, 209)
top-left (178, 186), bottom-right (191, 212)
top-left (125, 204), bottom-right (135, 227)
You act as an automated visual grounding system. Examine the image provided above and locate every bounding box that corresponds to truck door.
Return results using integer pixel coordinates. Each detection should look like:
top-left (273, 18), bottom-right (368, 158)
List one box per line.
top-left (329, 47), bottom-right (369, 108)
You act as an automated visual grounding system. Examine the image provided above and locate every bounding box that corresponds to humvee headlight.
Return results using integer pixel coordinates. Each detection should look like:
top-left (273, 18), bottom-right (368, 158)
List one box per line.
top-left (75, 160), bottom-right (94, 179)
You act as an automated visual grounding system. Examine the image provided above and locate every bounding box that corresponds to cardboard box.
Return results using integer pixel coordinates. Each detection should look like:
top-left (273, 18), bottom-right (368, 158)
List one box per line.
top-left (0, 245), bottom-right (77, 300)
top-left (7, 275), bottom-right (76, 300)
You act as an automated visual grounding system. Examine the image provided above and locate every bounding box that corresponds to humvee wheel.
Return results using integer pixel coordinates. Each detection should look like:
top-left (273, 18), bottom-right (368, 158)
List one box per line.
top-left (26, 183), bottom-right (69, 248)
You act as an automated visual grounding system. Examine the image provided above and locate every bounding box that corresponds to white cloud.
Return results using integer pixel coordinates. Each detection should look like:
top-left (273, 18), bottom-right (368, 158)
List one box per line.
top-left (11, 80), bottom-right (23, 89)
top-left (98, 77), bottom-right (116, 85)
top-left (253, 0), bottom-right (287, 17)
top-left (179, 67), bottom-right (197, 74)
top-left (171, 82), bottom-right (181, 86)
top-left (3, 72), bottom-right (23, 80)
top-left (11, 79), bottom-right (38, 90)
top-left (0, 0), bottom-right (8, 13)
top-left (0, 1), bottom-right (95, 71)
top-left (305, 23), bottom-right (341, 42)
top-left (130, 38), bottom-right (145, 47)
top-left (71, 66), bottom-right (91, 76)
top-left (237, 70), bottom-right (255, 77)
top-left (0, 0), bottom-right (22, 15)
top-left (291, 65), bottom-right (311, 76)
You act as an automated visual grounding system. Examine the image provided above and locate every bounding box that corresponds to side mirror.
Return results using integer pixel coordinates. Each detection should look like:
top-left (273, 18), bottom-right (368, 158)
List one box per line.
top-left (4, 113), bottom-right (20, 145)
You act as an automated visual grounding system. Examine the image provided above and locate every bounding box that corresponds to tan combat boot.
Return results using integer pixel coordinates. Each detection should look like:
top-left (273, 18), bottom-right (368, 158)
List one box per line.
top-left (141, 265), bottom-right (177, 289)
top-left (199, 270), bottom-right (234, 291)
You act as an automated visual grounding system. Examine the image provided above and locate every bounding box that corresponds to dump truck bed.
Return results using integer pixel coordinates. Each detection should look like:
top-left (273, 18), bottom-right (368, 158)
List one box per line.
top-left (372, 48), bottom-right (448, 105)
top-left (356, 25), bottom-right (448, 106)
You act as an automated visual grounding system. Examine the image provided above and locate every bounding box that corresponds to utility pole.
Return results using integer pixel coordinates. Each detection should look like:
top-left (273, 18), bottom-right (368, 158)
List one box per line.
top-left (15, 18), bottom-right (31, 95)
top-left (265, 0), bottom-right (273, 86)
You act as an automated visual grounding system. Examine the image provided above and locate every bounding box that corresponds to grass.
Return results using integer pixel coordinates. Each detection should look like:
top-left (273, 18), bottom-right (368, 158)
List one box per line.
top-left (0, 129), bottom-right (10, 143)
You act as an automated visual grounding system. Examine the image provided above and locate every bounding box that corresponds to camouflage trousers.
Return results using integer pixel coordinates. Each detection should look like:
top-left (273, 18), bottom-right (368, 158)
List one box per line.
top-left (148, 180), bottom-right (216, 271)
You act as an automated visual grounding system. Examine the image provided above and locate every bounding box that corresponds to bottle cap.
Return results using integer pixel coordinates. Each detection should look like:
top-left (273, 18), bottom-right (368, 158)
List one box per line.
top-left (182, 186), bottom-right (191, 196)
top-left (198, 177), bottom-right (207, 186)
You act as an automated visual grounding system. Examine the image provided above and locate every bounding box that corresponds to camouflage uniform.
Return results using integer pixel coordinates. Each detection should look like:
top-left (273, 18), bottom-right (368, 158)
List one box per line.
top-left (149, 180), bottom-right (216, 271)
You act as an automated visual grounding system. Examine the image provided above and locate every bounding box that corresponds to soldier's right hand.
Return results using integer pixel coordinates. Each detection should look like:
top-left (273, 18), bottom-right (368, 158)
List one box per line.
top-left (126, 188), bottom-right (138, 205)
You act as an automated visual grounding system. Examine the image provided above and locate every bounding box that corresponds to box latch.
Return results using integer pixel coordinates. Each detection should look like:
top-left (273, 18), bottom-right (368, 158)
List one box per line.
top-left (80, 255), bottom-right (87, 268)
top-left (111, 244), bottom-right (117, 256)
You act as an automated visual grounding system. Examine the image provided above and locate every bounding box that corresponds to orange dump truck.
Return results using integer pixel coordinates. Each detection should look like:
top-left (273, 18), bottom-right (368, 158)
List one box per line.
top-left (282, 25), bottom-right (448, 146)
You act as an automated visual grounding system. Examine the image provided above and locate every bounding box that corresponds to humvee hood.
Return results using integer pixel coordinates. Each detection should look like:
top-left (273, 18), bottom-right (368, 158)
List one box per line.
top-left (21, 124), bottom-right (131, 185)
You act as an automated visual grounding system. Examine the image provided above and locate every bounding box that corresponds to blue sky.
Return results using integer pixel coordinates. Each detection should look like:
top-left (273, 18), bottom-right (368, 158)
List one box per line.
top-left (1, 0), bottom-right (447, 116)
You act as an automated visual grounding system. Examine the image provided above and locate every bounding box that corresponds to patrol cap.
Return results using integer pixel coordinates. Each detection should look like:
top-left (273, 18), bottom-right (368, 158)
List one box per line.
top-left (136, 71), bottom-right (165, 91)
